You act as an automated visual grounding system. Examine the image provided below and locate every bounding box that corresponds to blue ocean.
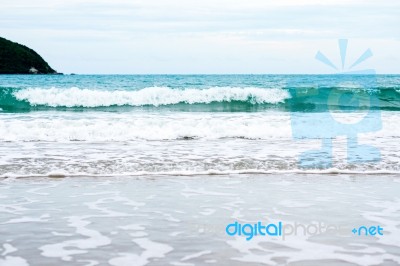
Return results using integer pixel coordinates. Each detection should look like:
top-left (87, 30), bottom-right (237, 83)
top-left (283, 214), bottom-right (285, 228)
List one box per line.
top-left (0, 74), bottom-right (399, 176)
top-left (1, 75), bottom-right (400, 265)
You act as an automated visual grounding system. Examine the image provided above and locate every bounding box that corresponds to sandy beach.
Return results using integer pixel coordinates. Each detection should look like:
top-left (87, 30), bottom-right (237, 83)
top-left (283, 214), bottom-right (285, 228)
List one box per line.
top-left (1, 174), bottom-right (400, 265)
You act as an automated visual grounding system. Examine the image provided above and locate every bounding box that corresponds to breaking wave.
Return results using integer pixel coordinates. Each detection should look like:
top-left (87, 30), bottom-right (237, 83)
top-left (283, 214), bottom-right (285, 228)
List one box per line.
top-left (1, 86), bottom-right (399, 112)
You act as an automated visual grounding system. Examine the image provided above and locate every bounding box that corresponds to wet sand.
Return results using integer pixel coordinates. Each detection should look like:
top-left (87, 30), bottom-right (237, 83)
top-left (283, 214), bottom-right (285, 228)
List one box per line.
top-left (1, 174), bottom-right (399, 266)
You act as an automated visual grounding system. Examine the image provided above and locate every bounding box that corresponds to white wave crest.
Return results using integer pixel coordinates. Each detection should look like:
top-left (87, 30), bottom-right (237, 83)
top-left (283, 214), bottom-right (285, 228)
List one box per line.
top-left (13, 87), bottom-right (290, 107)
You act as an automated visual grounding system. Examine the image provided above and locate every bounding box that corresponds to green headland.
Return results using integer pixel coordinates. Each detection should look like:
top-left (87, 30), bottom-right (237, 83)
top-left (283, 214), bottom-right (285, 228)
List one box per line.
top-left (0, 37), bottom-right (58, 74)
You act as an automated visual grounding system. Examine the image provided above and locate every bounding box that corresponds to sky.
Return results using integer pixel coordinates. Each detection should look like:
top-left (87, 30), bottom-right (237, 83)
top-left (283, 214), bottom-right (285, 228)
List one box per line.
top-left (1, 0), bottom-right (399, 74)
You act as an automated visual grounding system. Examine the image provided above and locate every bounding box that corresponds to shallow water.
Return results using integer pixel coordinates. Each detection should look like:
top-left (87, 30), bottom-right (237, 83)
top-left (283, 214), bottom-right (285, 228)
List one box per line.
top-left (1, 75), bottom-right (400, 265)
top-left (1, 75), bottom-right (400, 176)
top-left (1, 174), bottom-right (399, 266)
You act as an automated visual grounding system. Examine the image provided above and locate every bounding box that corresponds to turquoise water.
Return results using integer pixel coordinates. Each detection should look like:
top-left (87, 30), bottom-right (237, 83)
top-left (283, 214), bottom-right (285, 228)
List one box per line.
top-left (0, 75), bottom-right (399, 176)
top-left (1, 75), bottom-right (399, 112)
top-left (1, 75), bottom-right (400, 265)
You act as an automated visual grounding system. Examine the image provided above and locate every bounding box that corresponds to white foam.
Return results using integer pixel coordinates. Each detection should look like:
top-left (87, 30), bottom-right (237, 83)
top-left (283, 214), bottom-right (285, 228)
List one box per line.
top-left (0, 256), bottom-right (29, 266)
top-left (1, 244), bottom-right (17, 256)
top-left (39, 216), bottom-right (111, 261)
top-left (108, 238), bottom-right (173, 266)
top-left (13, 87), bottom-right (290, 107)
top-left (181, 250), bottom-right (212, 262)
top-left (2, 168), bottom-right (400, 179)
top-left (1, 215), bottom-right (50, 225)
top-left (119, 224), bottom-right (145, 231)
top-left (1, 110), bottom-right (399, 142)
top-left (0, 112), bottom-right (292, 141)
top-left (1, 111), bottom-right (399, 176)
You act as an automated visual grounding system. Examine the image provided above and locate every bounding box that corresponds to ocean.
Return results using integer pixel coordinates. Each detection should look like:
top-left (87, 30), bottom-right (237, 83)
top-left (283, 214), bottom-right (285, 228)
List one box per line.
top-left (1, 75), bottom-right (400, 265)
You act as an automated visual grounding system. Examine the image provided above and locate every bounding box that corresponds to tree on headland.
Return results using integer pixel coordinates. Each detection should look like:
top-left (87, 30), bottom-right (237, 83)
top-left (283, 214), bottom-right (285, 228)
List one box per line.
top-left (0, 37), bottom-right (58, 74)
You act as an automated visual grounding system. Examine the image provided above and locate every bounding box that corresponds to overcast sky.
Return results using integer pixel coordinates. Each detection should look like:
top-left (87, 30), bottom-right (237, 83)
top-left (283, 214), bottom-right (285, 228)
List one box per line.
top-left (1, 0), bottom-right (399, 74)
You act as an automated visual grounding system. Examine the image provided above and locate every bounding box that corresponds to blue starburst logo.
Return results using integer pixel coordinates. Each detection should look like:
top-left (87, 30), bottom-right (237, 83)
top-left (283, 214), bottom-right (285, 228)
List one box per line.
top-left (316, 39), bottom-right (373, 72)
top-left (290, 39), bottom-right (382, 168)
